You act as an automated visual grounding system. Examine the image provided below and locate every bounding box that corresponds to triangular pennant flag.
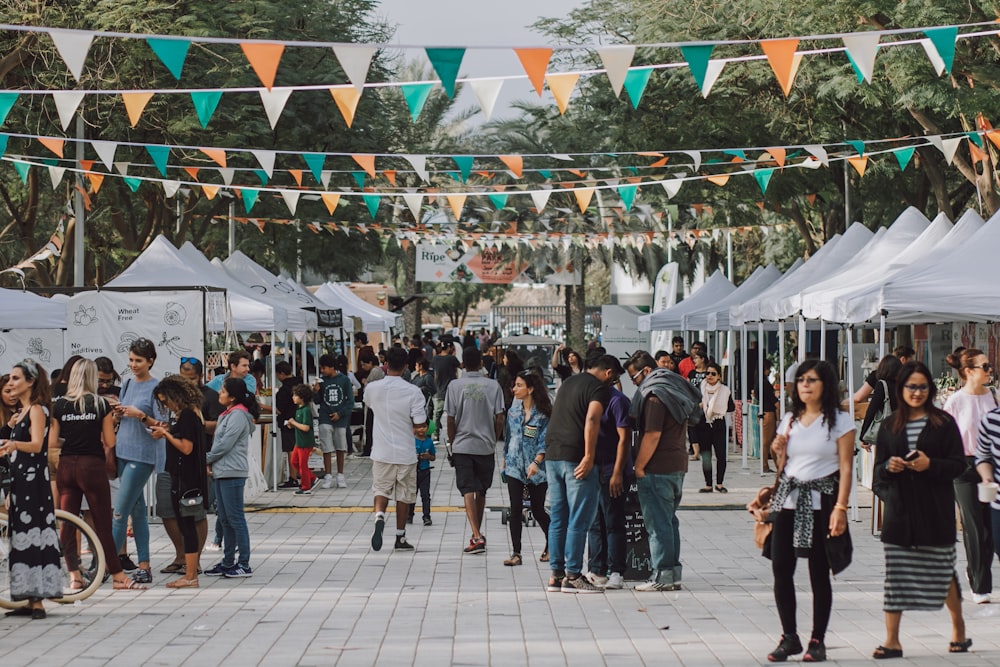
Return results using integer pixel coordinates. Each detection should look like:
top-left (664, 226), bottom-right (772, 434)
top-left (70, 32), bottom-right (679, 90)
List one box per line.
top-left (352, 154), bottom-right (376, 178)
top-left (162, 180), bottom-right (182, 198)
top-left (969, 141), bottom-right (987, 164)
top-left (38, 137), bottom-right (65, 158)
top-left (623, 67), bottom-right (653, 109)
top-left (803, 145), bottom-right (829, 167)
top-left (114, 161), bottom-right (130, 175)
top-left (302, 153), bottom-right (325, 184)
top-left (617, 184), bottom-right (638, 211)
top-left (918, 38), bottom-right (947, 76)
top-left (52, 91), bottom-right (85, 131)
top-left (806, 193), bottom-right (817, 206)
top-left (201, 184), bottom-right (219, 200)
top-left (241, 42), bottom-right (284, 90)
top-left (470, 79), bottom-right (503, 121)
top-left (320, 170), bottom-right (332, 188)
top-left (280, 189), bottom-right (300, 215)
top-left (183, 166), bottom-right (199, 181)
top-left (545, 73), bottom-right (579, 114)
top-left (123, 177), bottom-right (141, 192)
top-left (121, 92), bottom-right (153, 128)
top-left (766, 148), bottom-right (786, 168)
top-left (217, 168), bottom-right (234, 185)
top-left (596, 45), bottom-right (635, 97)
top-left (0, 92), bottom-right (17, 126)
top-left (401, 82), bottom-right (434, 121)
top-left (488, 193), bottom-right (508, 210)
top-left (0, 135), bottom-right (7, 158)
top-left (403, 154), bottom-right (429, 182)
top-left (383, 170), bottom-right (397, 186)
top-left (320, 193), bottom-right (341, 214)
top-left (330, 86), bottom-right (362, 127)
top-left (425, 48), bottom-right (465, 98)
top-left (530, 190), bottom-right (551, 212)
top-left (841, 33), bottom-right (880, 83)
top-left (923, 26), bottom-right (958, 75)
top-left (333, 45), bottom-right (376, 92)
top-left (48, 29), bottom-right (93, 81)
top-left (146, 145), bottom-right (170, 177)
top-left (966, 131), bottom-right (984, 148)
top-left (362, 194), bottom-right (380, 219)
top-left (200, 148), bottom-right (227, 168)
top-left (242, 188), bottom-right (260, 212)
top-left (538, 169), bottom-right (552, 179)
top-left (847, 155), bottom-right (868, 177)
top-left (253, 170), bottom-right (269, 186)
top-left (893, 146), bottom-right (915, 171)
top-left (700, 60), bottom-right (726, 98)
top-left (48, 165), bottom-right (66, 189)
top-left (846, 139), bottom-right (865, 156)
top-left (753, 168), bottom-right (775, 194)
top-left (12, 161), bottom-right (29, 184)
top-left (683, 150), bottom-right (702, 172)
top-left (706, 173), bottom-right (730, 187)
top-left (87, 172), bottom-right (105, 194)
top-left (91, 140), bottom-right (117, 171)
top-left (499, 155), bottom-right (523, 178)
top-left (515, 48), bottom-right (553, 96)
top-left (289, 169), bottom-right (303, 186)
top-left (146, 38), bottom-right (190, 80)
top-left (453, 156), bottom-right (473, 182)
top-left (679, 44), bottom-right (714, 91)
top-left (259, 87), bottom-right (293, 129)
top-left (928, 135), bottom-right (964, 165)
top-left (351, 171), bottom-right (366, 189)
top-left (446, 194), bottom-right (467, 219)
top-left (251, 150), bottom-right (276, 177)
top-left (190, 91), bottom-right (223, 128)
top-left (403, 193), bottom-right (423, 221)
top-left (574, 187), bottom-right (594, 213)
top-left (760, 39), bottom-right (801, 96)
top-left (661, 178), bottom-right (683, 199)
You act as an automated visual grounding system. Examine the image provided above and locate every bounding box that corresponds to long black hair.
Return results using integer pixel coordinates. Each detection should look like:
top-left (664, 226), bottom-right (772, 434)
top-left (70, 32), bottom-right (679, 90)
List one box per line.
top-left (789, 359), bottom-right (840, 434)
top-left (518, 370), bottom-right (552, 417)
top-left (223, 377), bottom-right (260, 419)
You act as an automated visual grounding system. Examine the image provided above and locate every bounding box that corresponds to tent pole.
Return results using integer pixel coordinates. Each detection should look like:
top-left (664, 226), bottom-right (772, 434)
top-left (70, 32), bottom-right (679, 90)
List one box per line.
top-left (820, 319), bottom-right (826, 360)
top-left (270, 331), bottom-right (280, 492)
top-left (798, 315), bottom-right (806, 361)
top-left (758, 321), bottom-right (765, 475)
top-left (778, 320), bottom-right (786, 419)
top-left (741, 324), bottom-right (749, 470)
top-left (847, 326), bottom-right (859, 522)
top-left (878, 311), bottom-right (886, 359)
top-left (726, 328), bottom-right (735, 457)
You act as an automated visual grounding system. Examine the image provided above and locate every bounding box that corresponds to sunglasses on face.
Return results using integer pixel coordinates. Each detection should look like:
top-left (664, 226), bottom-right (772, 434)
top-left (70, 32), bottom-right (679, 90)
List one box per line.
top-left (180, 357), bottom-right (200, 366)
top-left (706, 371), bottom-right (719, 377)
top-left (903, 383), bottom-right (930, 393)
top-left (972, 363), bottom-right (993, 372)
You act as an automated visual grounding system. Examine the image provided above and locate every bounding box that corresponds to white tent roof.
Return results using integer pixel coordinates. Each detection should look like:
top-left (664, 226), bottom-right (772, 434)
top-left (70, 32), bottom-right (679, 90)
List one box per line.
top-left (638, 270), bottom-right (736, 332)
top-left (836, 209), bottom-right (985, 324)
top-left (313, 282), bottom-right (397, 333)
top-left (682, 264), bottom-right (783, 332)
top-left (0, 288), bottom-right (66, 329)
top-left (799, 207), bottom-right (930, 321)
top-left (219, 251), bottom-right (325, 309)
top-left (107, 235), bottom-right (288, 331)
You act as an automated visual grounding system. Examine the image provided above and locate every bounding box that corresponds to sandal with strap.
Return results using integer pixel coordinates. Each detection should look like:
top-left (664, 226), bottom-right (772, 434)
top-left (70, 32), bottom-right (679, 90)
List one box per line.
top-left (948, 639), bottom-right (972, 653)
top-left (113, 577), bottom-right (148, 591)
top-left (165, 578), bottom-right (199, 589)
top-left (160, 562), bottom-right (185, 574)
top-left (539, 550), bottom-right (549, 562)
top-left (872, 646), bottom-right (903, 660)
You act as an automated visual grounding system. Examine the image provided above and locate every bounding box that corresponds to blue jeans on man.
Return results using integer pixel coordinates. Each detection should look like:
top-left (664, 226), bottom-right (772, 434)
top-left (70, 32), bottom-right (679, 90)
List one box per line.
top-left (547, 460), bottom-right (600, 576)
top-left (636, 471), bottom-right (684, 585)
top-left (587, 468), bottom-right (627, 576)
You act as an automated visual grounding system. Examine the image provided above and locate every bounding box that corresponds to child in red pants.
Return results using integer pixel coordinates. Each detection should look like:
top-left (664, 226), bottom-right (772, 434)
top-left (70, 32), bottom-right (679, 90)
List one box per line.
top-left (287, 384), bottom-right (316, 495)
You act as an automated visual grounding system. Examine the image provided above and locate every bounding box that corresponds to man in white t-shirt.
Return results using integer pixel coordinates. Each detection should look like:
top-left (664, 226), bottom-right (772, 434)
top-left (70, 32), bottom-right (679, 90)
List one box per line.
top-left (363, 347), bottom-right (427, 552)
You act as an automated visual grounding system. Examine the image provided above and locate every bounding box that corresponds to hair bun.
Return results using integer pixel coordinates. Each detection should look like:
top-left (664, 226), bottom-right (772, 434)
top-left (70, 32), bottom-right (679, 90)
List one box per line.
top-left (945, 353), bottom-right (961, 369)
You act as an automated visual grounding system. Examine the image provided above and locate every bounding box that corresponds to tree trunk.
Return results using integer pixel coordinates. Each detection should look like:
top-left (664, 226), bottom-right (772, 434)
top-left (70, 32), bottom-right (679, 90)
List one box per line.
top-left (402, 243), bottom-right (420, 336)
top-left (566, 250), bottom-right (586, 349)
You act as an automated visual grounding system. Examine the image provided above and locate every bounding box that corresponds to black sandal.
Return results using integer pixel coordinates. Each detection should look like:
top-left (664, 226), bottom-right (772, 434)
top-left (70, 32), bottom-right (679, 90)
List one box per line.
top-left (715, 485), bottom-right (728, 493)
top-left (948, 638), bottom-right (972, 653)
top-left (872, 646), bottom-right (903, 659)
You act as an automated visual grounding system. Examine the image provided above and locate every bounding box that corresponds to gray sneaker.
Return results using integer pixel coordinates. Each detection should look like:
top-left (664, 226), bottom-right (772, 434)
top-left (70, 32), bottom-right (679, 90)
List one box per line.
top-left (634, 580), bottom-right (682, 592)
top-left (562, 574), bottom-right (604, 594)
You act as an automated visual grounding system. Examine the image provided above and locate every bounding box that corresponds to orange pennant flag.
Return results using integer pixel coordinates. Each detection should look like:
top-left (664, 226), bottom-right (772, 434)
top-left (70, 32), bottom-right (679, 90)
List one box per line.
top-left (201, 148), bottom-right (227, 168)
top-left (706, 173), bottom-right (730, 187)
top-left (38, 137), bottom-right (65, 158)
top-left (806, 193), bottom-right (817, 206)
top-left (760, 39), bottom-right (801, 97)
top-left (183, 166), bottom-right (200, 181)
top-left (241, 42), bottom-right (284, 90)
top-left (201, 184), bottom-right (219, 200)
top-left (383, 170), bottom-right (397, 186)
top-left (400, 239), bottom-right (410, 252)
top-left (289, 169), bottom-right (303, 186)
top-left (756, 201), bottom-right (765, 210)
top-left (446, 194), bottom-right (467, 220)
top-left (985, 130), bottom-right (1000, 151)
top-left (87, 172), bottom-right (104, 194)
top-left (650, 157), bottom-right (670, 168)
top-left (545, 73), bottom-right (579, 114)
top-left (568, 169), bottom-right (587, 179)
top-left (970, 142), bottom-right (987, 164)
top-left (320, 193), bottom-right (341, 214)
top-left (121, 92), bottom-right (153, 128)
top-left (574, 187), bottom-right (594, 212)
top-left (330, 86), bottom-right (362, 128)
top-left (499, 155), bottom-right (523, 177)
top-left (474, 170), bottom-right (494, 179)
top-left (352, 154), bottom-right (376, 178)
top-left (79, 160), bottom-right (95, 172)
top-left (255, 218), bottom-right (266, 232)
top-left (847, 155), bottom-right (868, 177)
top-left (767, 147), bottom-right (787, 168)
top-left (515, 49), bottom-right (553, 95)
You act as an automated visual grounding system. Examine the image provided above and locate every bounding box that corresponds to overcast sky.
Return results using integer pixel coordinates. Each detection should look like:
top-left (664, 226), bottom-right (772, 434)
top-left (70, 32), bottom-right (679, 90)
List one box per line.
top-left (374, 0), bottom-right (587, 121)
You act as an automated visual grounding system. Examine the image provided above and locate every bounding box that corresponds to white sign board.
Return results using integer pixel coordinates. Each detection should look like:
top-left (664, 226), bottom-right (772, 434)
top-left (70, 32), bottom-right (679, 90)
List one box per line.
top-left (601, 304), bottom-right (649, 398)
top-left (0, 329), bottom-right (66, 376)
top-left (416, 243), bottom-right (580, 285)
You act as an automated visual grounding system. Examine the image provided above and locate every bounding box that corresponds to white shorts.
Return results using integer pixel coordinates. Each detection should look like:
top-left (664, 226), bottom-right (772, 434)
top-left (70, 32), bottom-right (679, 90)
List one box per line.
top-left (371, 461), bottom-right (417, 504)
top-left (318, 424), bottom-right (349, 453)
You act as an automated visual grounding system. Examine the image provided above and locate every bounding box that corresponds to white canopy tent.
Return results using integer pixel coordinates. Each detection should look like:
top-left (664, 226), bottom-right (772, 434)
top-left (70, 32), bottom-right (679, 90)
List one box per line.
top-left (0, 287), bottom-right (66, 328)
top-left (638, 270), bottom-right (736, 332)
top-left (220, 251), bottom-right (328, 311)
top-left (682, 264), bottom-right (783, 332)
top-left (314, 282), bottom-right (396, 333)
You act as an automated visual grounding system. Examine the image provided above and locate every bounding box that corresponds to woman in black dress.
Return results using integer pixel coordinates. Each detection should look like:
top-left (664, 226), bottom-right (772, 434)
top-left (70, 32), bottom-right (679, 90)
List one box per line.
top-left (0, 359), bottom-right (61, 619)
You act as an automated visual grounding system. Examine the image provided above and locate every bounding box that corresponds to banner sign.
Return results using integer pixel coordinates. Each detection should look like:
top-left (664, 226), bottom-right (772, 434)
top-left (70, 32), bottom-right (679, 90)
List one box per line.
top-left (0, 329), bottom-right (66, 376)
top-left (316, 308), bottom-right (343, 328)
top-left (649, 262), bottom-right (679, 353)
top-left (415, 243), bottom-right (580, 285)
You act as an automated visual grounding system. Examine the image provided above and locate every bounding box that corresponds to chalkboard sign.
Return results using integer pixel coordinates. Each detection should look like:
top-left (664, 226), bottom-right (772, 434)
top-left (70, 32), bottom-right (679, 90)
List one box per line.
top-left (624, 482), bottom-right (652, 581)
top-left (316, 308), bottom-right (343, 328)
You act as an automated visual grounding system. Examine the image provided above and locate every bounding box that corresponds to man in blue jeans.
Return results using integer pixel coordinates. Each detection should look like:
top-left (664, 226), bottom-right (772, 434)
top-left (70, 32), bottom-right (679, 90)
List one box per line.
top-left (544, 354), bottom-right (623, 594)
top-left (626, 351), bottom-right (702, 591)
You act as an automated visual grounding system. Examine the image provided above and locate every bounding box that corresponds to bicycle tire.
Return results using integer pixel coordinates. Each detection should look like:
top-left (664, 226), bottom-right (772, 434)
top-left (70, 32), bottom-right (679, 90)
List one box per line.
top-left (0, 509), bottom-right (106, 608)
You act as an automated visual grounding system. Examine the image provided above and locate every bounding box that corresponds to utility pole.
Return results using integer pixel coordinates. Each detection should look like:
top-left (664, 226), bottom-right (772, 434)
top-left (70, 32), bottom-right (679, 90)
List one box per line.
top-left (73, 115), bottom-right (85, 286)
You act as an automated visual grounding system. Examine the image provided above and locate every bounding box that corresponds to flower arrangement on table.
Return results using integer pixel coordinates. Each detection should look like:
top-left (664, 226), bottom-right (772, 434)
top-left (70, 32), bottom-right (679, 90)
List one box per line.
top-left (934, 372), bottom-right (960, 408)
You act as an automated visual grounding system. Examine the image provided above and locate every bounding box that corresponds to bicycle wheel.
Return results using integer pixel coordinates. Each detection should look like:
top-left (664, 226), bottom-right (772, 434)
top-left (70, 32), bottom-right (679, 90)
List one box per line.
top-left (53, 509), bottom-right (106, 603)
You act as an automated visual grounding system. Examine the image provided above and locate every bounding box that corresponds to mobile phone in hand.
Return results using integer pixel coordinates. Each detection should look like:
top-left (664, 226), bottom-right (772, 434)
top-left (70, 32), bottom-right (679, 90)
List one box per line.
top-left (903, 449), bottom-right (920, 461)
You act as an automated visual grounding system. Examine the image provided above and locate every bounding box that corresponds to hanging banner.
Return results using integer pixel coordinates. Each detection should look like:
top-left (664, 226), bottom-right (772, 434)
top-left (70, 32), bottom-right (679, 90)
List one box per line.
top-left (64, 290), bottom-right (204, 380)
top-left (416, 243), bottom-right (579, 285)
top-left (649, 262), bottom-right (679, 353)
top-left (0, 329), bottom-right (66, 376)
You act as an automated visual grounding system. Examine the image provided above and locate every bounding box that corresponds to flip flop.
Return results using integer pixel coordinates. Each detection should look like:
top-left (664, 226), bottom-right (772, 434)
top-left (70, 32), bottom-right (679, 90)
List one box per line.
top-left (949, 638), bottom-right (972, 653)
top-left (165, 578), bottom-right (199, 589)
top-left (872, 646), bottom-right (903, 659)
top-left (68, 580), bottom-right (86, 592)
top-left (113, 578), bottom-right (147, 590)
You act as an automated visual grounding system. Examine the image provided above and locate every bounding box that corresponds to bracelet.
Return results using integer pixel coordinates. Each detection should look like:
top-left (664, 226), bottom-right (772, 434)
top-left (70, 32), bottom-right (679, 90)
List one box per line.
top-left (833, 503), bottom-right (848, 512)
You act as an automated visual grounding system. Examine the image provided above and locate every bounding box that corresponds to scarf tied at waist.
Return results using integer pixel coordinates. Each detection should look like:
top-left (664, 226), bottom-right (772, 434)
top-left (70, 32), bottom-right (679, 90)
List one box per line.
top-left (770, 473), bottom-right (837, 553)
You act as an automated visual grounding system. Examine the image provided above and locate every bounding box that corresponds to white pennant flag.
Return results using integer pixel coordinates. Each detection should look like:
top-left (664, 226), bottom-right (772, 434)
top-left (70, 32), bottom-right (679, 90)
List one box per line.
top-left (320, 170), bottom-right (332, 189)
top-left (919, 38), bottom-right (947, 77)
top-left (114, 161), bottom-right (130, 175)
top-left (530, 189), bottom-right (551, 213)
top-left (661, 178), bottom-right (683, 199)
top-left (927, 135), bottom-right (964, 165)
top-left (803, 145), bottom-right (829, 167)
top-left (162, 180), bottom-right (182, 198)
top-left (332, 45), bottom-right (376, 92)
top-left (842, 32), bottom-right (881, 83)
top-left (403, 154), bottom-right (428, 182)
top-left (251, 150), bottom-right (276, 177)
top-left (52, 91), bottom-right (86, 131)
top-left (258, 88), bottom-right (293, 129)
top-left (48, 165), bottom-right (66, 189)
top-left (90, 140), bottom-right (117, 171)
top-left (48, 29), bottom-right (94, 81)
top-left (280, 189), bottom-right (300, 215)
top-left (682, 150), bottom-right (701, 172)
top-left (800, 158), bottom-right (824, 170)
top-left (701, 60), bottom-right (726, 98)
top-left (217, 168), bottom-right (235, 185)
top-left (597, 45), bottom-right (635, 97)
top-left (403, 193), bottom-right (424, 222)
top-left (470, 79), bottom-right (503, 121)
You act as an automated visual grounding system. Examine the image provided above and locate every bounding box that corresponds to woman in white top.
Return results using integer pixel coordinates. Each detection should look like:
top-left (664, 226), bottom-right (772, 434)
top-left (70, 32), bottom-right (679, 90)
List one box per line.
top-left (765, 360), bottom-right (854, 663)
top-left (942, 347), bottom-right (996, 604)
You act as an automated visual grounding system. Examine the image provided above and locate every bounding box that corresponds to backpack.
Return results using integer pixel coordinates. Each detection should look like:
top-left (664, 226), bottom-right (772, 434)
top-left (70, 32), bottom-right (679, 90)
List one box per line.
top-left (861, 380), bottom-right (892, 445)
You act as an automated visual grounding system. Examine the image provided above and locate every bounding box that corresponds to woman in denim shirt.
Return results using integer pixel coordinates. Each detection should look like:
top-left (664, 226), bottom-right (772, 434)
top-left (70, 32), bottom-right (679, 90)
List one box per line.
top-left (502, 370), bottom-right (551, 566)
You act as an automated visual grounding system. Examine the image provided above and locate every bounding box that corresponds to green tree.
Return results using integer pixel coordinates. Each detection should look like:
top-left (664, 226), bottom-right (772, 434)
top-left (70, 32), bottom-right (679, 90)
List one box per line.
top-left (423, 281), bottom-right (511, 329)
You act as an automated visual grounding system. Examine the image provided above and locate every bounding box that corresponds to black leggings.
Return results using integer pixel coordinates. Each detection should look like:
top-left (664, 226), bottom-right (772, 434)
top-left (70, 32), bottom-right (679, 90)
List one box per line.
top-left (771, 508), bottom-right (833, 643)
top-left (172, 499), bottom-right (199, 553)
top-left (700, 420), bottom-right (727, 486)
top-left (506, 478), bottom-right (550, 554)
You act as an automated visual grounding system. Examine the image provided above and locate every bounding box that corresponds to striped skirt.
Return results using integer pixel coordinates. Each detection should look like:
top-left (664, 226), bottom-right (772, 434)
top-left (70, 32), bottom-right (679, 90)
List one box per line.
top-left (883, 543), bottom-right (957, 612)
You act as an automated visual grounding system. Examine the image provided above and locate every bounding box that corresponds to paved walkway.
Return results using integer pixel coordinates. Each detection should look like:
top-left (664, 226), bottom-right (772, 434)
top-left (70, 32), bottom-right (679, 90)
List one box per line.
top-left (1, 453), bottom-right (997, 666)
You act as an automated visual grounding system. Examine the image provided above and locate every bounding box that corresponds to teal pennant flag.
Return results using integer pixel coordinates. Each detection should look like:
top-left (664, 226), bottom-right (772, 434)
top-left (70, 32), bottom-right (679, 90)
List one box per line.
top-left (753, 168), bottom-right (775, 194)
top-left (488, 193), bottom-right (508, 210)
top-left (924, 26), bottom-right (958, 75)
top-left (425, 48), bottom-right (465, 98)
top-left (452, 156), bottom-right (473, 183)
top-left (623, 67), bottom-right (653, 109)
top-left (123, 177), bottom-right (141, 192)
top-left (146, 38), bottom-right (191, 80)
top-left (679, 44), bottom-right (714, 91)
top-left (242, 188), bottom-right (259, 212)
top-left (401, 83), bottom-right (433, 122)
top-left (146, 145), bottom-right (170, 177)
top-left (893, 146), bottom-right (915, 171)
top-left (617, 184), bottom-right (638, 211)
top-left (303, 153), bottom-right (325, 183)
top-left (0, 93), bottom-right (18, 126)
top-left (363, 194), bottom-right (380, 219)
top-left (190, 91), bottom-right (223, 128)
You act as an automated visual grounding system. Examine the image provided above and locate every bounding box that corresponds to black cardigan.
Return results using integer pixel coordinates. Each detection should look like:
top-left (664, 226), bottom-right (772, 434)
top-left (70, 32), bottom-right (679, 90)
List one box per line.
top-left (873, 413), bottom-right (966, 547)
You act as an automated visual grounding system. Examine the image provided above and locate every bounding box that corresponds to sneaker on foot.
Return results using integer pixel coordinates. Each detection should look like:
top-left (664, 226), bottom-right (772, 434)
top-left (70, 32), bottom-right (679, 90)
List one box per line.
top-left (294, 488), bottom-right (312, 495)
top-left (562, 574), bottom-right (604, 594)
top-left (204, 542), bottom-right (221, 552)
top-left (802, 639), bottom-right (826, 663)
top-left (767, 634), bottom-right (803, 662)
top-left (204, 562), bottom-right (235, 576)
top-left (224, 565), bottom-right (253, 578)
top-left (337, 473), bottom-right (347, 488)
top-left (634, 580), bottom-right (682, 592)
top-left (587, 573), bottom-right (609, 588)
top-left (131, 568), bottom-right (153, 585)
top-left (372, 517), bottom-right (385, 551)
top-left (606, 572), bottom-right (625, 589)
top-left (463, 537), bottom-right (486, 554)
top-left (394, 536), bottom-right (414, 550)
top-left (321, 474), bottom-right (334, 489)
top-left (971, 592), bottom-right (991, 604)
top-left (423, 516), bottom-right (433, 526)
top-left (277, 479), bottom-right (298, 489)
top-left (546, 574), bottom-right (564, 592)
top-left (118, 555), bottom-right (139, 572)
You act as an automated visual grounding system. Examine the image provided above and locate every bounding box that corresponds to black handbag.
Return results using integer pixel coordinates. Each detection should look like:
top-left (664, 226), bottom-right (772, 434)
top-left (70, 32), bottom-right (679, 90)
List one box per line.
top-left (178, 487), bottom-right (204, 518)
top-left (825, 526), bottom-right (853, 575)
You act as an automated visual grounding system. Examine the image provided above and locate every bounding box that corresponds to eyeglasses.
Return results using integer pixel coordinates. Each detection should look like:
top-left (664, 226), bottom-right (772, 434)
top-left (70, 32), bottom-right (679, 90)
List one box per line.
top-left (796, 376), bottom-right (821, 385)
top-left (972, 363), bottom-right (993, 372)
top-left (180, 357), bottom-right (200, 366)
top-left (903, 384), bottom-right (930, 393)
top-left (706, 371), bottom-right (719, 377)
top-left (630, 369), bottom-right (645, 384)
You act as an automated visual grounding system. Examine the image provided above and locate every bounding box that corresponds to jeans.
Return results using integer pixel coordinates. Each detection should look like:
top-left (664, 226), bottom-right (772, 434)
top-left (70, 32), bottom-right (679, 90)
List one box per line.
top-left (547, 459), bottom-right (600, 576)
top-left (214, 477), bottom-right (251, 569)
top-left (112, 459), bottom-right (155, 564)
top-left (587, 472), bottom-right (627, 576)
top-left (636, 471), bottom-right (684, 584)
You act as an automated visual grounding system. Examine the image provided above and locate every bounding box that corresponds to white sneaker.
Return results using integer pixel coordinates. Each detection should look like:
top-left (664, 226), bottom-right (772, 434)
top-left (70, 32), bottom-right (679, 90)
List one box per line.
top-left (971, 592), bottom-right (991, 604)
top-left (586, 573), bottom-right (609, 588)
top-left (321, 475), bottom-right (334, 489)
top-left (337, 473), bottom-right (346, 488)
top-left (606, 572), bottom-right (625, 589)
top-left (634, 580), bottom-right (681, 592)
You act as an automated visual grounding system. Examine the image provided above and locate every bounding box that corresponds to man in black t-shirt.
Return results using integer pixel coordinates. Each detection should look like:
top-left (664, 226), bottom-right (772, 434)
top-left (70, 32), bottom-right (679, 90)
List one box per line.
top-left (545, 354), bottom-right (623, 594)
top-left (430, 342), bottom-right (460, 441)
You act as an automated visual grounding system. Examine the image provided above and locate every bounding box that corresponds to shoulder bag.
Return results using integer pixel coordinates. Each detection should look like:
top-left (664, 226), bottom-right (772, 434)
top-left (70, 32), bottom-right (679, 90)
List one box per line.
top-left (748, 420), bottom-right (790, 556)
top-left (861, 380), bottom-right (892, 445)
